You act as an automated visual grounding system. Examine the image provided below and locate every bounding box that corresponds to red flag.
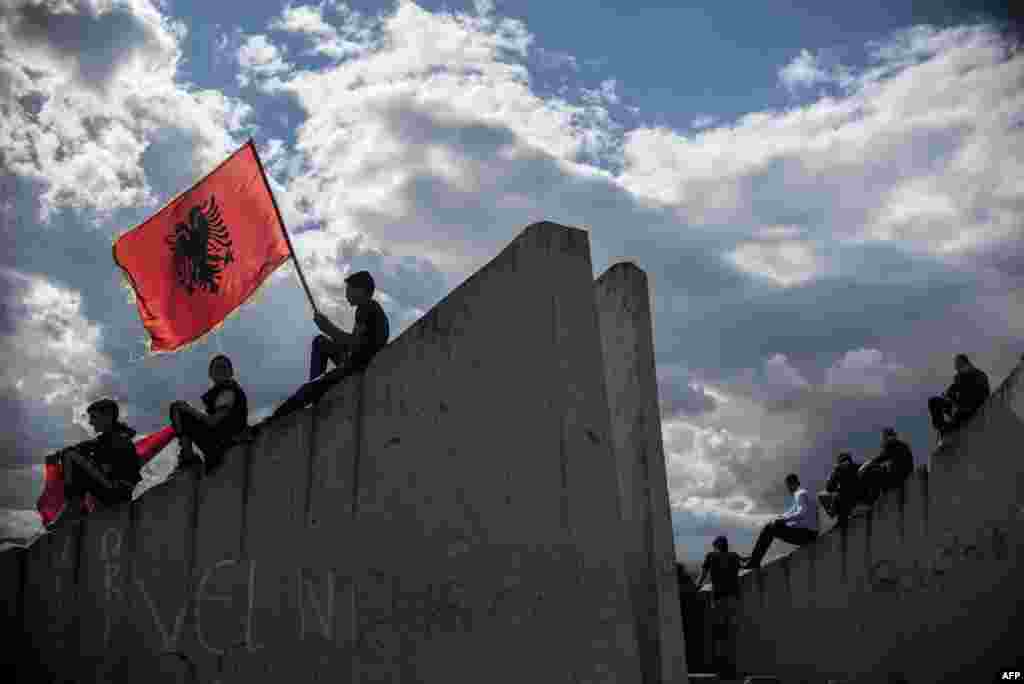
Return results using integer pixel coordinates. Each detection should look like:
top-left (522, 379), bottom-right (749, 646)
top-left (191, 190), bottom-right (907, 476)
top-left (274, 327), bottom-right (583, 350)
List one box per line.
top-left (36, 460), bottom-right (66, 527)
top-left (114, 140), bottom-right (292, 352)
top-left (135, 425), bottom-right (178, 464)
top-left (36, 425), bottom-right (178, 526)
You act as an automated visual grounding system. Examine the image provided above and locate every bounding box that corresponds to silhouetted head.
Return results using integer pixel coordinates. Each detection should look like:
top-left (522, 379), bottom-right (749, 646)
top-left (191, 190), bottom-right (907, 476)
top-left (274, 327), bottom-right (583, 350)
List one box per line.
top-left (86, 398), bottom-right (119, 434)
top-left (209, 354), bottom-right (234, 384)
top-left (882, 427), bottom-right (898, 446)
top-left (954, 353), bottom-right (971, 373)
top-left (344, 270), bottom-right (375, 306)
top-left (784, 473), bottom-right (800, 492)
top-left (712, 535), bottom-right (729, 552)
top-left (837, 452), bottom-right (853, 465)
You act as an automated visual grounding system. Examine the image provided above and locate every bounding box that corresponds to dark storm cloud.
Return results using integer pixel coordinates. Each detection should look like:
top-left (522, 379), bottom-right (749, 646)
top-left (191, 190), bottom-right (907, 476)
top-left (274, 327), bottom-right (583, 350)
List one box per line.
top-left (657, 257), bottom-right (979, 380)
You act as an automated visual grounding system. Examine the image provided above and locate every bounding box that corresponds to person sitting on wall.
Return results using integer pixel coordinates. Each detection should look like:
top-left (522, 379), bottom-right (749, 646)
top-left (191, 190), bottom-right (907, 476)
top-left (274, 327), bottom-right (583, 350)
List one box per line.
top-left (170, 354), bottom-right (249, 474)
top-left (858, 427), bottom-right (913, 504)
top-left (269, 270), bottom-right (389, 423)
top-left (56, 398), bottom-right (141, 521)
top-left (927, 353), bottom-right (990, 444)
top-left (696, 535), bottom-right (746, 678)
top-left (817, 452), bottom-right (862, 529)
top-left (744, 473), bottom-right (818, 570)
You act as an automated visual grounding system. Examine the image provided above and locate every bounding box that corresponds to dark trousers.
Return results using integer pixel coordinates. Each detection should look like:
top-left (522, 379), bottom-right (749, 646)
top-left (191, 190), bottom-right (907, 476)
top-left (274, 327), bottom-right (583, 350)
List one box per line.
top-left (748, 520), bottom-right (817, 568)
top-left (818, 491), bottom-right (857, 527)
top-left (860, 463), bottom-right (909, 503)
top-left (310, 334), bottom-right (348, 381)
top-left (928, 396), bottom-right (972, 436)
top-left (170, 406), bottom-right (229, 472)
top-left (62, 451), bottom-right (133, 507)
top-left (271, 335), bottom-right (355, 421)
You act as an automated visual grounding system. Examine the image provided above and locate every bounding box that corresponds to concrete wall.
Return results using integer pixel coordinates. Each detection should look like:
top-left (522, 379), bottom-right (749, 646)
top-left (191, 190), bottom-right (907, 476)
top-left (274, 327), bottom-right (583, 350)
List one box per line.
top-left (1, 542), bottom-right (25, 671)
top-left (11, 222), bottom-right (685, 684)
top-left (731, 359), bottom-right (1024, 683)
top-left (595, 263), bottom-right (687, 684)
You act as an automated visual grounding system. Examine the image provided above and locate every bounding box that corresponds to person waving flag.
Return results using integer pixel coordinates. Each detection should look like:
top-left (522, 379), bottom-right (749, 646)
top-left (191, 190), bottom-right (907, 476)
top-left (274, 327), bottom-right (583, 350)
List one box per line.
top-left (114, 139), bottom-right (316, 353)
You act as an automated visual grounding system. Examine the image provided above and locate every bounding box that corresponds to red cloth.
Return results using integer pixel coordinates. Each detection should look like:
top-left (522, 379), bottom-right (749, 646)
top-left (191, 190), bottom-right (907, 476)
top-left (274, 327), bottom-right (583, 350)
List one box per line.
top-left (114, 140), bottom-right (291, 352)
top-left (36, 461), bottom-right (66, 527)
top-left (135, 425), bottom-right (178, 464)
top-left (36, 425), bottom-right (178, 526)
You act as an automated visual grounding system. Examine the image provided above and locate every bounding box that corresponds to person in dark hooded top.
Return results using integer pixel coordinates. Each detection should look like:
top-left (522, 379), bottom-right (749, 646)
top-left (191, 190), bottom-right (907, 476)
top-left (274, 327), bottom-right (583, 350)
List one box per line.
top-left (57, 398), bottom-right (140, 518)
top-left (818, 452), bottom-right (862, 528)
top-left (928, 353), bottom-right (990, 443)
top-left (170, 354), bottom-right (248, 474)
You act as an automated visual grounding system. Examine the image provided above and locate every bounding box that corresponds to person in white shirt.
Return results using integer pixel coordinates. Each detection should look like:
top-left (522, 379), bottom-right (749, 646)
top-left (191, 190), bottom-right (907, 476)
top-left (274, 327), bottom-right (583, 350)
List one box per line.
top-left (744, 473), bottom-right (819, 569)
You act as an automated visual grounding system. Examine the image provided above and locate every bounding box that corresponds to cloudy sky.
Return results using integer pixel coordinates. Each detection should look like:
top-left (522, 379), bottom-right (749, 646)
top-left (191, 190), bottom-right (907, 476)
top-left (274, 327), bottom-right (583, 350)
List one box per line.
top-left (1, 0), bottom-right (1022, 565)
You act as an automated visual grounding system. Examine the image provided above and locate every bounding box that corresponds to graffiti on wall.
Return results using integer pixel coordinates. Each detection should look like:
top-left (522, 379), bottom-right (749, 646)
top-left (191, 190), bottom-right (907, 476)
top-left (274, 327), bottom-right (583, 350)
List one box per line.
top-left (868, 525), bottom-right (1012, 596)
top-left (41, 526), bottom-right (561, 659)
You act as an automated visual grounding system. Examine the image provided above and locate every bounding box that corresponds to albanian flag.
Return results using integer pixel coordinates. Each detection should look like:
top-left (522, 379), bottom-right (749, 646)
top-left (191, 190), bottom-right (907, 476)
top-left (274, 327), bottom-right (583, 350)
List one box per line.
top-left (114, 140), bottom-right (292, 352)
top-left (37, 425), bottom-right (178, 527)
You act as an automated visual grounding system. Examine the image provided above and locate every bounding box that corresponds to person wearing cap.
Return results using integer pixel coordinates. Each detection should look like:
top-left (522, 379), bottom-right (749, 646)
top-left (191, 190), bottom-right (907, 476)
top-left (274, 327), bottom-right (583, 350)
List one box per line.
top-left (270, 270), bottom-right (389, 421)
top-left (169, 354), bottom-right (249, 474)
top-left (57, 398), bottom-right (140, 521)
top-left (696, 536), bottom-right (745, 678)
top-left (858, 428), bottom-right (914, 504)
top-left (928, 353), bottom-right (990, 444)
top-left (817, 452), bottom-right (862, 528)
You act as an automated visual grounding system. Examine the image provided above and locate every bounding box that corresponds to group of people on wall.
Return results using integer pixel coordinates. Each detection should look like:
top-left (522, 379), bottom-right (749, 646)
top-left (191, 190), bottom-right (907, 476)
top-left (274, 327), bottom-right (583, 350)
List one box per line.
top-left (48, 271), bottom-right (389, 526)
top-left (691, 353), bottom-right (992, 677)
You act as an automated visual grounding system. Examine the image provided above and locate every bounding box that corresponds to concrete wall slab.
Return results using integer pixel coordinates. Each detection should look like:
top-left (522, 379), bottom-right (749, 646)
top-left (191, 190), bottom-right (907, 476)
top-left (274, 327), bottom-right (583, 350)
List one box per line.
top-left (595, 262), bottom-right (687, 684)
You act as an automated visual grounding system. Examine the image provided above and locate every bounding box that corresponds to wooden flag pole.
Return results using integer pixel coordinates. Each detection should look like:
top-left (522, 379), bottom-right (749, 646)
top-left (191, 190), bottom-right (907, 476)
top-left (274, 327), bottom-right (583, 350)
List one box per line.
top-left (249, 138), bottom-right (320, 315)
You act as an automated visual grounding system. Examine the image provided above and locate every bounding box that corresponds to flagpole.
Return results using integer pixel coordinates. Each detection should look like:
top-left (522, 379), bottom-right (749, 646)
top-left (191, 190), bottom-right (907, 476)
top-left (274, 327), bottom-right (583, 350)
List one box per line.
top-left (249, 139), bottom-right (320, 316)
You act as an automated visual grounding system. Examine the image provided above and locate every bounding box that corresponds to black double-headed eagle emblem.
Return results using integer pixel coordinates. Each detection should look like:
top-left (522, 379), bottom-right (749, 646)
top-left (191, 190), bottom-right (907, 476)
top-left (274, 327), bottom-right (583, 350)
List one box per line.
top-left (165, 195), bottom-right (234, 295)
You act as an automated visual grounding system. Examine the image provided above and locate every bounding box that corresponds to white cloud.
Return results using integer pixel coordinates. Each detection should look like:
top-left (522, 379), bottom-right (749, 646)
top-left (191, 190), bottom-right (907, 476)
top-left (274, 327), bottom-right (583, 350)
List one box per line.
top-left (618, 25), bottom-right (1024, 262)
top-left (763, 353), bottom-right (810, 393)
top-left (269, 1), bottom-right (377, 60)
top-left (778, 48), bottom-right (845, 92)
top-left (251, 0), bottom-right (626, 272)
top-left (824, 348), bottom-right (908, 397)
top-left (236, 34), bottom-right (291, 86)
top-left (0, 0), bottom-right (255, 221)
top-left (728, 240), bottom-right (822, 286)
top-left (0, 269), bottom-right (113, 434)
top-left (582, 78), bottom-right (620, 106)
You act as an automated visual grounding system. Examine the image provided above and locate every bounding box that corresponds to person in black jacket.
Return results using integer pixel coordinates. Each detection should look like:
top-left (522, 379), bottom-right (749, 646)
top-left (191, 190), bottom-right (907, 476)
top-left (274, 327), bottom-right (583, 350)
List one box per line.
top-left (859, 428), bottom-right (914, 503)
top-left (170, 354), bottom-right (248, 474)
top-left (817, 452), bottom-right (862, 528)
top-left (928, 354), bottom-right (990, 442)
top-left (59, 398), bottom-right (140, 517)
top-left (269, 270), bottom-right (389, 422)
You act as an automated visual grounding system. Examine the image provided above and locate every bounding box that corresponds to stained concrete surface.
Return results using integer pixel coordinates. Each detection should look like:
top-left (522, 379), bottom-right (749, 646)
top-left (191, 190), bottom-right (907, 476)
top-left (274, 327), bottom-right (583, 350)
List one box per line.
top-left (728, 361), bottom-right (1024, 683)
top-left (11, 222), bottom-right (683, 683)
top-left (596, 262), bottom-right (687, 684)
